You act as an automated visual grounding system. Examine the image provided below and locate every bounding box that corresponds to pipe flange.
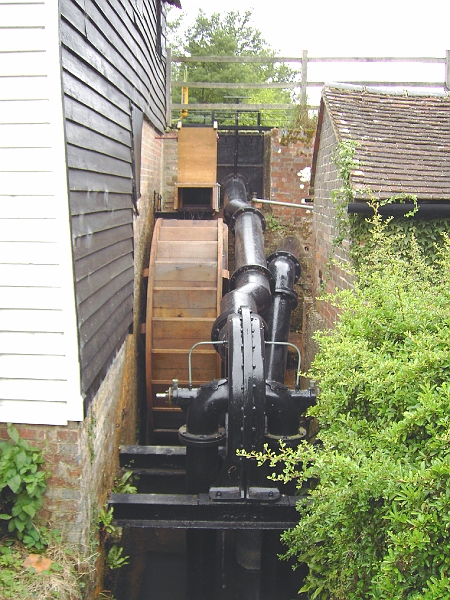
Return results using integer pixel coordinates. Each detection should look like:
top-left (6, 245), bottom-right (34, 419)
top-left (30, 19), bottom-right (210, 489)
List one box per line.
top-left (265, 431), bottom-right (307, 444)
top-left (227, 205), bottom-right (266, 234)
top-left (273, 286), bottom-right (298, 308)
top-left (179, 425), bottom-right (226, 448)
top-left (267, 250), bottom-right (301, 283)
top-left (229, 264), bottom-right (275, 293)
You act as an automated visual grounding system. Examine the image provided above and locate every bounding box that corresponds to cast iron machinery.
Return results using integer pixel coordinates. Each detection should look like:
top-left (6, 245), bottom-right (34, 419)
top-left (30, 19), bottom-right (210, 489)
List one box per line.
top-left (111, 175), bottom-right (316, 599)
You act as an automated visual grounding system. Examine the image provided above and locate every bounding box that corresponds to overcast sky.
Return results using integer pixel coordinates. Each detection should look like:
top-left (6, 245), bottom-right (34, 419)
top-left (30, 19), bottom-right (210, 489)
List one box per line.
top-left (174, 0), bottom-right (449, 56)
top-left (170, 0), bottom-right (449, 102)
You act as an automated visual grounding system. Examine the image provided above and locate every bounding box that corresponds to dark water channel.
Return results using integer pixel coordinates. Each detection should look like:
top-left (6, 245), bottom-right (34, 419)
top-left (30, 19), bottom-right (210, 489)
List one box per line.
top-left (115, 527), bottom-right (305, 600)
top-left (114, 470), bottom-right (306, 600)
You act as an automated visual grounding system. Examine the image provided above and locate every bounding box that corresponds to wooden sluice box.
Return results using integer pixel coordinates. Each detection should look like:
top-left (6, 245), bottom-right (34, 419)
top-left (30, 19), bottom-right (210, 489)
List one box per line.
top-left (175, 127), bottom-right (220, 211)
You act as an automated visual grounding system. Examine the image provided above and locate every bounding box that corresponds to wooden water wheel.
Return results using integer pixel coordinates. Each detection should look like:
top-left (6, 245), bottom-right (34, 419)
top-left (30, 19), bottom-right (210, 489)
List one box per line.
top-left (145, 218), bottom-right (228, 443)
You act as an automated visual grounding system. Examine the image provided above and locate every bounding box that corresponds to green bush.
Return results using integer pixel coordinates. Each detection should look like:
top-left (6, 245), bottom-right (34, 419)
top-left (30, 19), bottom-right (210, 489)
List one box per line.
top-left (0, 424), bottom-right (49, 549)
top-left (248, 216), bottom-right (450, 598)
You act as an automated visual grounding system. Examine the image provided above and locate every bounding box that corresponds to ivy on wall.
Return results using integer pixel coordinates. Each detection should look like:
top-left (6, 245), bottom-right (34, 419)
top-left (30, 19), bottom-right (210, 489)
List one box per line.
top-left (331, 139), bottom-right (450, 269)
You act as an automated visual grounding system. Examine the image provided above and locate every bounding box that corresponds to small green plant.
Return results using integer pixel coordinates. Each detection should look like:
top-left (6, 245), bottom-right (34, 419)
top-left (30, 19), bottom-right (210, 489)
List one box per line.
top-left (0, 424), bottom-right (49, 550)
top-left (106, 544), bottom-right (130, 570)
top-left (113, 470), bottom-right (137, 495)
top-left (98, 506), bottom-right (116, 538)
top-left (265, 212), bottom-right (283, 232)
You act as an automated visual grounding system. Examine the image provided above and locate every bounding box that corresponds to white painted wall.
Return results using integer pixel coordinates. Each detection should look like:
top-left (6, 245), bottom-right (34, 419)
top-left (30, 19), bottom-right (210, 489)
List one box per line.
top-left (0, 0), bottom-right (83, 424)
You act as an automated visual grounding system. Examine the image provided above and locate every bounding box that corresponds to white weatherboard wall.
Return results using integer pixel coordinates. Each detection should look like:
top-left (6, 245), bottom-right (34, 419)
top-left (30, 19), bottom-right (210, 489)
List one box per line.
top-left (0, 0), bottom-right (83, 424)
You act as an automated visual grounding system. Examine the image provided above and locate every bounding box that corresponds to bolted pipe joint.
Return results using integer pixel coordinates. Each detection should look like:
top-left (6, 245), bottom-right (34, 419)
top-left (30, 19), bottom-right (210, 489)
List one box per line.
top-left (265, 381), bottom-right (316, 443)
top-left (178, 379), bottom-right (229, 446)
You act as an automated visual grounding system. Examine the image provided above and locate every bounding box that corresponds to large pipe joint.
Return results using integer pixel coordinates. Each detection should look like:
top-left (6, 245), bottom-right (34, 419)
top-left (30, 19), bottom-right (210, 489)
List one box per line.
top-left (267, 250), bottom-right (300, 308)
top-left (179, 379), bottom-right (228, 446)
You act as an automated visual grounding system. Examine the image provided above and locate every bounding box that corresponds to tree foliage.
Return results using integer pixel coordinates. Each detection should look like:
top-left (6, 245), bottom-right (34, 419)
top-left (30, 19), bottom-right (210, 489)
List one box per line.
top-left (167, 8), bottom-right (298, 125)
top-left (245, 214), bottom-right (450, 598)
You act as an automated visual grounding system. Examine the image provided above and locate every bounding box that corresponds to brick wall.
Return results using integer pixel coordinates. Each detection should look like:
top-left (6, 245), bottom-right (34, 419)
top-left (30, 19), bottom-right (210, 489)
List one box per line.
top-left (302, 110), bottom-right (354, 371)
top-left (161, 130), bottom-right (178, 211)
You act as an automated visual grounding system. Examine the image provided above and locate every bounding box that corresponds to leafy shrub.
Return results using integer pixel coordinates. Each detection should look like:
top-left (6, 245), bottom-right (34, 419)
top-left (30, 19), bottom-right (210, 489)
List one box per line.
top-left (0, 424), bottom-right (49, 549)
top-left (248, 215), bottom-right (450, 599)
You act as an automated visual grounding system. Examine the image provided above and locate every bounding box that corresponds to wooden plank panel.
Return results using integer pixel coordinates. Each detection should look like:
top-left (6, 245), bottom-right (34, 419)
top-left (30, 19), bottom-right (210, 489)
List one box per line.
top-left (78, 266), bottom-right (133, 326)
top-left (63, 72), bottom-right (130, 130)
top-left (78, 280), bottom-right (133, 346)
top-left (0, 332), bottom-right (65, 356)
top-left (152, 350), bottom-right (217, 381)
top-left (64, 97), bottom-right (131, 146)
top-left (65, 121), bottom-right (130, 162)
top-left (152, 306), bottom-right (217, 319)
top-left (152, 318), bottom-right (214, 346)
top-left (74, 237), bottom-right (133, 281)
top-left (157, 241), bottom-right (217, 259)
top-left (61, 51), bottom-right (130, 114)
top-left (71, 209), bottom-right (132, 238)
top-left (161, 220), bottom-right (217, 227)
top-left (70, 191), bottom-right (132, 216)
top-left (66, 145), bottom-right (132, 178)
top-left (0, 264), bottom-right (61, 287)
top-left (158, 226), bottom-right (217, 241)
top-left (178, 127), bottom-right (218, 185)
top-left (76, 254), bottom-right (133, 303)
top-left (153, 261), bottom-right (217, 284)
top-left (153, 288), bottom-right (216, 309)
top-left (68, 169), bottom-right (132, 194)
top-left (73, 224), bottom-right (133, 259)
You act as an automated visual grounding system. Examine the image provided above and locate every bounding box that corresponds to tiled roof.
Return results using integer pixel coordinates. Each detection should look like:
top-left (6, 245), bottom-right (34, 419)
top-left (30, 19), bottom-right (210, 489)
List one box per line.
top-left (322, 87), bottom-right (450, 200)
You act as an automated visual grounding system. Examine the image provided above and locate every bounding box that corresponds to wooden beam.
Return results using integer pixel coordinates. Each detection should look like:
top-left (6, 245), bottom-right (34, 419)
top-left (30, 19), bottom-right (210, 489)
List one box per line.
top-left (171, 103), bottom-right (295, 110)
top-left (172, 81), bottom-right (302, 89)
top-left (172, 55), bottom-right (445, 64)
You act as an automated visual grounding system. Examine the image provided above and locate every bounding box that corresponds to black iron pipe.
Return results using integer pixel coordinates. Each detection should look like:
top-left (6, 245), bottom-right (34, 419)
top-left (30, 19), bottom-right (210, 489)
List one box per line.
top-left (183, 380), bottom-right (228, 437)
top-left (212, 175), bottom-right (273, 347)
top-left (348, 202), bottom-right (450, 217)
top-left (265, 250), bottom-right (300, 384)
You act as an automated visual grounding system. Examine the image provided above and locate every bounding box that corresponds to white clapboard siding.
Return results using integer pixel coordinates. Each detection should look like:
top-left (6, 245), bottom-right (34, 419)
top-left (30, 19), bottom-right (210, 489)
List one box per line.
top-left (0, 219), bottom-right (59, 242)
top-left (0, 264), bottom-right (62, 287)
top-left (0, 197), bottom-right (58, 218)
top-left (0, 242), bottom-right (60, 264)
top-left (0, 76), bottom-right (49, 100)
top-left (0, 401), bottom-right (69, 426)
top-left (0, 354), bottom-right (67, 380)
top-left (0, 28), bottom-right (46, 52)
top-left (0, 0), bottom-right (83, 425)
top-left (0, 332), bottom-right (65, 355)
top-left (0, 148), bottom-right (54, 172)
top-left (0, 100), bottom-right (52, 124)
top-left (0, 287), bottom-right (63, 310)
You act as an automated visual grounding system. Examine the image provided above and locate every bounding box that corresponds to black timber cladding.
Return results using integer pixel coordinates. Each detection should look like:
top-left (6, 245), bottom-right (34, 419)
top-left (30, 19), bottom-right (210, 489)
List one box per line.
top-left (60, 0), bottom-right (167, 405)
